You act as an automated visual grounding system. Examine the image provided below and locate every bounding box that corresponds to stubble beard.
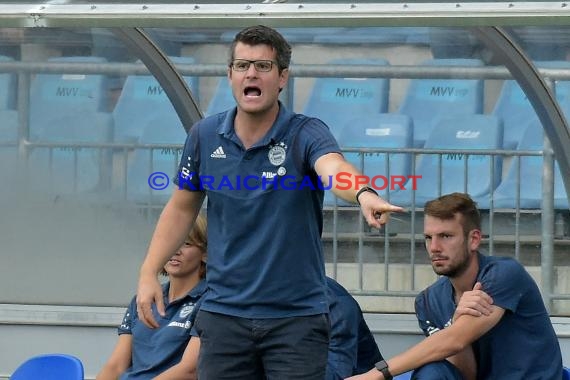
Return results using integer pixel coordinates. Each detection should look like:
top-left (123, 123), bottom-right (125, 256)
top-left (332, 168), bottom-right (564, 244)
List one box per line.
top-left (433, 243), bottom-right (472, 278)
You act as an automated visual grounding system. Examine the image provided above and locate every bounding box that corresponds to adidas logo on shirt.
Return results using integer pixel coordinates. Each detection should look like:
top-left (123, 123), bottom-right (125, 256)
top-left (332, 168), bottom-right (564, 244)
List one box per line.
top-left (210, 146), bottom-right (226, 159)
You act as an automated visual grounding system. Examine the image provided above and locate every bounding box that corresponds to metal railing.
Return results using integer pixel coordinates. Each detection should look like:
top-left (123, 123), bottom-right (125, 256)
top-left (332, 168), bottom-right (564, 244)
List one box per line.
top-left (0, 58), bottom-right (568, 313)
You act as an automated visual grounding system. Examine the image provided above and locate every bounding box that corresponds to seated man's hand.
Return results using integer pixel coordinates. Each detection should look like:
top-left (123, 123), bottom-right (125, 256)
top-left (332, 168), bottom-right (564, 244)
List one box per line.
top-left (453, 282), bottom-right (494, 322)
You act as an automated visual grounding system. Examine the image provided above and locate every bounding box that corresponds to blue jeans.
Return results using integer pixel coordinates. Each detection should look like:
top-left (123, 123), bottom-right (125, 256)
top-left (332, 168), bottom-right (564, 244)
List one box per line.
top-left (195, 310), bottom-right (330, 380)
top-left (412, 360), bottom-right (464, 380)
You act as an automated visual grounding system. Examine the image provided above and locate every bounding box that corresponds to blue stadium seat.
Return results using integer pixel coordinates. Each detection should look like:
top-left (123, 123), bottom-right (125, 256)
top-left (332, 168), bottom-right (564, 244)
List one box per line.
top-left (219, 29), bottom-right (241, 43)
top-left (393, 371), bottom-right (413, 380)
top-left (314, 27), bottom-right (408, 45)
top-left (314, 27), bottom-right (431, 45)
top-left (428, 27), bottom-right (484, 59)
top-left (278, 27), bottom-right (346, 44)
top-left (113, 56), bottom-right (199, 143)
top-left (220, 27), bottom-right (346, 44)
top-left (151, 28), bottom-right (219, 44)
top-left (404, 27), bottom-right (431, 44)
top-left (326, 113), bottom-right (413, 206)
top-left (512, 27), bottom-right (570, 61)
top-left (492, 121), bottom-right (568, 209)
top-left (492, 79), bottom-right (539, 150)
top-left (393, 114), bottom-right (503, 207)
top-left (28, 56), bottom-right (113, 195)
top-left (124, 122), bottom-right (185, 205)
top-left (204, 78), bottom-right (235, 117)
top-left (11, 353), bottom-right (84, 380)
top-left (113, 57), bottom-right (196, 203)
top-left (303, 58), bottom-right (390, 139)
top-left (398, 58), bottom-right (484, 148)
top-left (493, 60), bottom-right (570, 149)
top-left (563, 366), bottom-right (570, 380)
top-left (91, 28), bottom-right (132, 62)
top-left (0, 55), bottom-right (16, 110)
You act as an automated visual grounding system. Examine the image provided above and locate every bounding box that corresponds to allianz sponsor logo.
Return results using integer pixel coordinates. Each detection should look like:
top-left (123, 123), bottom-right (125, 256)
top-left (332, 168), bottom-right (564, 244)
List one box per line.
top-left (262, 171), bottom-right (277, 179)
top-left (210, 146), bottom-right (226, 159)
top-left (456, 130), bottom-right (480, 139)
top-left (168, 320), bottom-right (192, 329)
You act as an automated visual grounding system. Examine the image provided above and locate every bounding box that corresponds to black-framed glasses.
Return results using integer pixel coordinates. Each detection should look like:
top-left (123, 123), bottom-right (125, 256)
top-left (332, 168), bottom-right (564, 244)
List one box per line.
top-left (230, 59), bottom-right (277, 72)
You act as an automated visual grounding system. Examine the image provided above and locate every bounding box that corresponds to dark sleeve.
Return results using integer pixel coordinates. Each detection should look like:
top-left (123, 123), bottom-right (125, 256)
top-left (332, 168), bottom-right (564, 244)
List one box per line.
top-left (173, 123), bottom-right (202, 191)
top-left (299, 117), bottom-right (342, 170)
top-left (326, 293), bottom-right (360, 380)
top-left (415, 291), bottom-right (436, 337)
top-left (479, 259), bottom-right (526, 313)
top-left (118, 296), bottom-right (137, 335)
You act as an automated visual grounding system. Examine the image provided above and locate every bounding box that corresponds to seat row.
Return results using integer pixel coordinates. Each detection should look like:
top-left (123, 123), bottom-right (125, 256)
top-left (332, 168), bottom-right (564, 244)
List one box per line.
top-left (325, 113), bottom-right (568, 210)
top-left (153, 26), bottom-right (431, 46)
top-left (207, 57), bottom-right (570, 151)
top-left (2, 55), bottom-right (567, 151)
top-left (0, 55), bottom-right (567, 210)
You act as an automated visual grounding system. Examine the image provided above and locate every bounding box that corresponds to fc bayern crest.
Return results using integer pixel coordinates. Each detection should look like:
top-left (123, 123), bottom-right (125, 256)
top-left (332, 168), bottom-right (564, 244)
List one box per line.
top-left (179, 303), bottom-right (195, 318)
top-left (268, 142), bottom-right (287, 166)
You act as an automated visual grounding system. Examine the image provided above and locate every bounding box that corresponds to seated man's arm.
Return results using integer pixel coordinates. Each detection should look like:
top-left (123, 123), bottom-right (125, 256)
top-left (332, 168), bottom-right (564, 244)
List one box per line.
top-left (391, 305), bottom-right (504, 374)
top-left (153, 337), bottom-right (200, 380)
top-left (445, 282), bottom-right (493, 380)
top-left (453, 282), bottom-right (494, 322)
top-left (347, 305), bottom-right (505, 379)
top-left (96, 335), bottom-right (132, 380)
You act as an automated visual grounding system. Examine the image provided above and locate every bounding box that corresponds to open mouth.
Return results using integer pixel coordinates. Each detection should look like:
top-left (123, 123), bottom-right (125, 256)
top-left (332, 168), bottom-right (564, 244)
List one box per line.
top-left (244, 86), bottom-right (262, 97)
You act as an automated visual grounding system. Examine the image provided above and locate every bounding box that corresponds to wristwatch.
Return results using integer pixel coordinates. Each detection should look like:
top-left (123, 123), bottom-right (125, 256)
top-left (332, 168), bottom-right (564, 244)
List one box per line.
top-left (355, 186), bottom-right (378, 205)
top-left (374, 360), bottom-right (393, 380)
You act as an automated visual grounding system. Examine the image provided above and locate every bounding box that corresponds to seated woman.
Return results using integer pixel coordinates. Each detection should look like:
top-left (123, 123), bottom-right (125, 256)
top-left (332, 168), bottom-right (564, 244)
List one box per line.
top-left (97, 213), bottom-right (207, 380)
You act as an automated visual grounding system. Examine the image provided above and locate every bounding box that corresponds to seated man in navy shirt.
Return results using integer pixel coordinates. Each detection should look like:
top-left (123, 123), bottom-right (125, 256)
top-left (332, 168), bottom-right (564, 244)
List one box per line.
top-left (326, 276), bottom-right (383, 379)
top-left (348, 192), bottom-right (562, 380)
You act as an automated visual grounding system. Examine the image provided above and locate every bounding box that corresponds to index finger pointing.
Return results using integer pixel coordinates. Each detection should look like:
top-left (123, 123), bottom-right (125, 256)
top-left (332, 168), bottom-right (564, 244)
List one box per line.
top-left (386, 204), bottom-right (405, 213)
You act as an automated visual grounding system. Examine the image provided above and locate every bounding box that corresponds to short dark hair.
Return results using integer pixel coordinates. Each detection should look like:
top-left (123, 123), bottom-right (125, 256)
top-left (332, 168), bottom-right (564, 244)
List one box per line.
top-left (424, 192), bottom-right (481, 235)
top-left (229, 25), bottom-right (292, 73)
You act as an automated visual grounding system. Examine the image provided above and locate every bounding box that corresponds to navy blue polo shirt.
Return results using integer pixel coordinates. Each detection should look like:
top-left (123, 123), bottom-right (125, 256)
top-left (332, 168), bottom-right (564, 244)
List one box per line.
top-left (175, 103), bottom-right (341, 318)
top-left (415, 253), bottom-right (562, 379)
top-left (118, 280), bottom-right (207, 379)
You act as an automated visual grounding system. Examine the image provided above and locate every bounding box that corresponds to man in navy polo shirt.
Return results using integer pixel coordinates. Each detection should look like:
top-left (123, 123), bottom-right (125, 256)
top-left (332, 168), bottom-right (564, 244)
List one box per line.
top-left (135, 25), bottom-right (403, 379)
top-left (348, 193), bottom-right (562, 380)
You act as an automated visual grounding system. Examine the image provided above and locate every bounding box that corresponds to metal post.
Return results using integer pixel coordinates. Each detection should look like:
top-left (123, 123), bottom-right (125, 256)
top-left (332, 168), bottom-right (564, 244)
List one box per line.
top-left (542, 130), bottom-right (556, 313)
